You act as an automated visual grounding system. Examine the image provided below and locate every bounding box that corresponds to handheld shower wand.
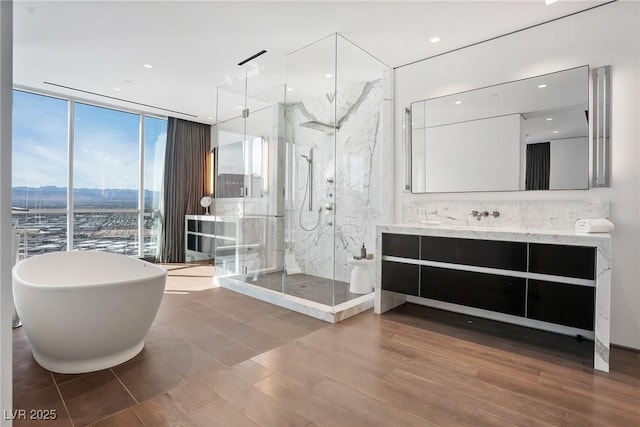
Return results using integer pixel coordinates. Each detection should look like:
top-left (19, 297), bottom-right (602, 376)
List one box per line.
top-left (300, 149), bottom-right (313, 211)
top-left (298, 148), bottom-right (322, 232)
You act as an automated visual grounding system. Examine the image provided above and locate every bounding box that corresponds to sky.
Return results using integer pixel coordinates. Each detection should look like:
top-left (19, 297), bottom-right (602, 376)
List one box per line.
top-left (12, 90), bottom-right (166, 191)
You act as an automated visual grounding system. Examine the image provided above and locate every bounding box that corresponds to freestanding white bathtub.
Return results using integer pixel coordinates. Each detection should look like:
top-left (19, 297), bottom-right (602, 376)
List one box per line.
top-left (13, 251), bottom-right (166, 374)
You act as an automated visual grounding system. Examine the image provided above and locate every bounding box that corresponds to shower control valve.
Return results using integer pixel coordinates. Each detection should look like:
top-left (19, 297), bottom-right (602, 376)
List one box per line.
top-left (471, 210), bottom-right (491, 221)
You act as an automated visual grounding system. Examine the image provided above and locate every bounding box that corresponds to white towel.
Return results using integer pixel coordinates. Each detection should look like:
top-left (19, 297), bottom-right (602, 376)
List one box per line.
top-left (575, 218), bottom-right (614, 233)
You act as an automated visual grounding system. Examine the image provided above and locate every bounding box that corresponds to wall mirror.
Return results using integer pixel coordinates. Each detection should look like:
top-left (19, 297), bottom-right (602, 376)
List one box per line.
top-left (411, 65), bottom-right (589, 193)
top-left (215, 130), bottom-right (267, 198)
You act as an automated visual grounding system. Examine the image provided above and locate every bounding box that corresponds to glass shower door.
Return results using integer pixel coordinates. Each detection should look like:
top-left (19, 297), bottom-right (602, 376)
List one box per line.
top-left (214, 74), bottom-right (285, 292)
top-left (284, 34), bottom-right (338, 306)
top-left (214, 76), bottom-right (247, 280)
top-left (241, 85), bottom-right (286, 292)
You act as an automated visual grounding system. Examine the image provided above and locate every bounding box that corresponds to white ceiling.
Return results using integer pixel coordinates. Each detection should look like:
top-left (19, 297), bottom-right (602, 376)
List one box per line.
top-left (13, 1), bottom-right (607, 124)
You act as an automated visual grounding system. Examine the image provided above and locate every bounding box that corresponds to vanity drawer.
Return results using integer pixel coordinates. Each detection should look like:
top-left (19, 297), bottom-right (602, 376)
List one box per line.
top-left (382, 233), bottom-right (420, 259)
top-left (187, 234), bottom-right (216, 254)
top-left (527, 279), bottom-right (595, 331)
top-left (381, 261), bottom-right (419, 296)
top-left (187, 219), bottom-right (216, 235)
top-left (420, 266), bottom-right (526, 316)
top-left (529, 243), bottom-right (596, 280)
top-left (421, 236), bottom-right (527, 271)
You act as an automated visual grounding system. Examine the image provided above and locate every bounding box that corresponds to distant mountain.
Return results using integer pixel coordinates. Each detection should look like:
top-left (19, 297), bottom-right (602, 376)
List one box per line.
top-left (12, 186), bottom-right (161, 209)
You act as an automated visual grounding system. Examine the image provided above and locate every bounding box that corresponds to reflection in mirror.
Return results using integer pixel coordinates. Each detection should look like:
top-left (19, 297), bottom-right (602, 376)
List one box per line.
top-left (411, 66), bottom-right (589, 193)
top-left (216, 130), bottom-right (266, 198)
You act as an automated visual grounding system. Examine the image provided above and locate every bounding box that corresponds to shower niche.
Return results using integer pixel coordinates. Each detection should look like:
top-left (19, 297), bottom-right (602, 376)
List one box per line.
top-left (213, 33), bottom-right (390, 322)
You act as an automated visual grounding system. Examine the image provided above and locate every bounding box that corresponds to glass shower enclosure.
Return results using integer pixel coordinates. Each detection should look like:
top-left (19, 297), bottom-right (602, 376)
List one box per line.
top-left (213, 77), bottom-right (285, 289)
top-left (213, 33), bottom-right (390, 322)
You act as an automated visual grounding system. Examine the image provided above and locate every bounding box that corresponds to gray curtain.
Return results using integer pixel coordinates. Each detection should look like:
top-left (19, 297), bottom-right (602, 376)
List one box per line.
top-left (156, 118), bottom-right (211, 263)
top-left (525, 142), bottom-right (550, 191)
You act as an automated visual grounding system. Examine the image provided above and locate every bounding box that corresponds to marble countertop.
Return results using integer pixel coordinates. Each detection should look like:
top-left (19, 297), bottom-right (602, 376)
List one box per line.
top-left (377, 223), bottom-right (611, 245)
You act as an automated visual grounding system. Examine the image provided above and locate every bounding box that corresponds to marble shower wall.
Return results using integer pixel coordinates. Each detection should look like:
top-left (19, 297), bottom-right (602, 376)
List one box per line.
top-left (401, 200), bottom-right (610, 230)
top-left (287, 78), bottom-right (388, 283)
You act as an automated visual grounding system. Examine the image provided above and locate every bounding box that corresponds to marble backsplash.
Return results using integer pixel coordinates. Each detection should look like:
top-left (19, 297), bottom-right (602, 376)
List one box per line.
top-left (401, 200), bottom-right (610, 231)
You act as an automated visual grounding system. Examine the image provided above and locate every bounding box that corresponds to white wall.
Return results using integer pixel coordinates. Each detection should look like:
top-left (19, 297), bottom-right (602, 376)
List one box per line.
top-left (550, 137), bottom-right (589, 190)
top-left (394, 2), bottom-right (640, 349)
top-left (0, 1), bottom-right (12, 423)
top-left (419, 114), bottom-right (521, 192)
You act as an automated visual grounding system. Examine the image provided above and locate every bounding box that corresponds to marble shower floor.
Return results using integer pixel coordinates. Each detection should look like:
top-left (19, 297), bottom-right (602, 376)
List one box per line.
top-left (244, 271), bottom-right (366, 306)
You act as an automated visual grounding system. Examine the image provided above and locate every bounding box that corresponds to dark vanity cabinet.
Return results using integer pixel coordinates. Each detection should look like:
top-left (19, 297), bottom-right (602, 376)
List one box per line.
top-left (420, 236), bottom-right (527, 271)
top-left (381, 234), bottom-right (420, 295)
top-left (381, 232), bottom-right (598, 333)
top-left (529, 243), bottom-right (596, 280)
top-left (382, 261), bottom-right (420, 296)
top-left (527, 279), bottom-right (595, 330)
top-left (185, 216), bottom-right (238, 262)
top-left (381, 233), bottom-right (420, 258)
top-left (420, 267), bottom-right (526, 316)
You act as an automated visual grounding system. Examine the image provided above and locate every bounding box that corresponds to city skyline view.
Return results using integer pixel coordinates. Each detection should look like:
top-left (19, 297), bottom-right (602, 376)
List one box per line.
top-left (11, 89), bottom-right (168, 258)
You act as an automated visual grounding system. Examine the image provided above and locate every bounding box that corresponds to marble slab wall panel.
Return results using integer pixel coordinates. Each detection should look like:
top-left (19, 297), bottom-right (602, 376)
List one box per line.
top-left (401, 200), bottom-right (610, 231)
top-left (286, 78), bottom-right (389, 283)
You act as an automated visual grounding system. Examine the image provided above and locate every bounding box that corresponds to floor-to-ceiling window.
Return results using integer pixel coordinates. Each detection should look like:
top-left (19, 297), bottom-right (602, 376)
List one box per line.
top-left (73, 103), bottom-right (140, 255)
top-left (143, 116), bottom-right (166, 257)
top-left (11, 89), bottom-right (166, 258)
top-left (12, 90), bottom-right (69, 254)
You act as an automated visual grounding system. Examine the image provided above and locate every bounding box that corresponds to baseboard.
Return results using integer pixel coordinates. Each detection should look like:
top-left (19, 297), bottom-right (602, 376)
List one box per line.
top-left (611, 343), bottom-right (640, 354)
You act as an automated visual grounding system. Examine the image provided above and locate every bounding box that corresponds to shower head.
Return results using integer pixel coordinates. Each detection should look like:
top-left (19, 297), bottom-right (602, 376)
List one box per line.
top-left (299, 121), bottom-right (339, 135)
top-left (300, 154), bottom-right (311, 163)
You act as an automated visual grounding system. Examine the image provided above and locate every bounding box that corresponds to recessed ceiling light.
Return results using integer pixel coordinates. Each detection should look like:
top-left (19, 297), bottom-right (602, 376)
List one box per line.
top-left (143, 64), bottom-right (153, 69)
top-left (553, 130), bottom-right (559, 134)
top-left (455, 100), bottom-right (462, 105)
top-left (114, 87), bottom-right (122, 92)
top-left (208, 116), bottom-right (214, 120)
top-left (545, 0), bottom-right (558, 5)
top-left (429, 36), bottom-right (441, 43)
top-left (546, 117), bottom-right (553, 121)
top-left (324, 73), bottom-right (333, 78)
top-left (286, 87), bottom-right (294, 92)
top-left (236, 106), bottom-right (243, 109)
top-left (538, 84), bottom-right (547, 88)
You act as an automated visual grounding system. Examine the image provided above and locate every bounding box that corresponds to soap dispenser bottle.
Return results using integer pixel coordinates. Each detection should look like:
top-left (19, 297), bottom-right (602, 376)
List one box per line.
top-left (361, 243), bottom-right (366, 259)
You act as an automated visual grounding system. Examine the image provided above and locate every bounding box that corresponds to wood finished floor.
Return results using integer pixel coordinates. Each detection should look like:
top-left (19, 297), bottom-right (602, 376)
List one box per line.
top-left (12, 264), bottom-right (640, 426)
